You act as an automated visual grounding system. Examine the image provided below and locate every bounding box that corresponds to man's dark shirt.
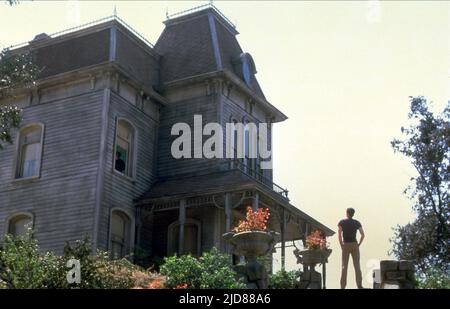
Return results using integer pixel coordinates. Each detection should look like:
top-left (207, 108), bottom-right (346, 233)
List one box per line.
top-left (338, 218), bottom-right (362, 243)
top-left (115, 159), bottom-right (125, 173)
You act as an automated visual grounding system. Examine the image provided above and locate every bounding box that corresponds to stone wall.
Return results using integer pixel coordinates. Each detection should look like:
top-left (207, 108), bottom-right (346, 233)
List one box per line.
top-left (379, 260), bottom-right (415, 289)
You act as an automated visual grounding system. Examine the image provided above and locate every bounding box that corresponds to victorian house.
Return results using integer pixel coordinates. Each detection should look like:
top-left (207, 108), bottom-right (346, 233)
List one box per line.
top-left (0, 5), bottom-right (333, 268)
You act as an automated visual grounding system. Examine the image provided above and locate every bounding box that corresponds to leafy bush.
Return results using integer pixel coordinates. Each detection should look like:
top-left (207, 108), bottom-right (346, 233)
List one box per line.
top-left (62, 237), bottom-right (136, 289)
top-left (268, 269), bottom-right (302, 289)
top-left (417, 266), bottom-right (450, 289)
top-left (0, 231), bottom-right (60, 288)
top-left (0, 230), bottom-right (149, 289)
top-left (160, 248), bottom-right (245, 289)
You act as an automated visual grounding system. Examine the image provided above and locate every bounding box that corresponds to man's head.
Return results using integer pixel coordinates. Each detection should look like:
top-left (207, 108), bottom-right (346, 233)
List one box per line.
top-left (116, 151), bottom-right (121, 160)
top-left (346, 208), bottom-right (355, 219)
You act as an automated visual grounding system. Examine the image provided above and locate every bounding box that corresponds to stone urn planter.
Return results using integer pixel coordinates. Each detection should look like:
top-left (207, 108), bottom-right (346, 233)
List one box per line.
top-left (293, 248), bottom-right (332, 289)
top-left (224, 230), bottom-right (279, 260)
top-left (294, 248), bottom-right (332, 267)
top-left (223, 230), bottom-right (279, 289)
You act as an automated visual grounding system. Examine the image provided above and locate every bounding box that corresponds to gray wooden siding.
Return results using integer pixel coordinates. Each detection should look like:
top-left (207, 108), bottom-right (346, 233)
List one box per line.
top-left (220, 95), bottom-right (273, 181)
top-left (0, 90), bottom-right (104, 253)
top-left (156, 94), bottom-right (221, 178)
top-left (96, 91), bottom-right (159, 250)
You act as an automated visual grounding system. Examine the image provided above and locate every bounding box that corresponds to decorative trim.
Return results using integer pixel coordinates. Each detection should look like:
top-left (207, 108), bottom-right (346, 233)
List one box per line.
top-left (109, 25), bottom-right (117, 62)
top-left (208, 13), bottom-right (223, 70)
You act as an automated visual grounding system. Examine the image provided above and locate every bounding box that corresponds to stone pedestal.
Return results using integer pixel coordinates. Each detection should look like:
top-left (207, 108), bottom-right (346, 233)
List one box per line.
top-left (298, 267), bottom-right (322, 289)
top-left (234, 261), bottom-right (268, 289)
top-left (223, 231), bottom-right (279, 289)
top-left (293, 248), bottom-right (331, 289)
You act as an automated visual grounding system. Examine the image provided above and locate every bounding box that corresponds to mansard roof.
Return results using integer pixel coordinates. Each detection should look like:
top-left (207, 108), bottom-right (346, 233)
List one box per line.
top-left (155, 6), bottom-right (267, 100)
top-left (8, 6), bottom-right (287, 121)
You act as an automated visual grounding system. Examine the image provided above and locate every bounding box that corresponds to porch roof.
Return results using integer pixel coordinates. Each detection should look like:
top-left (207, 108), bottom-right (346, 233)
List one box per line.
top-left (136, 170), bottom-right (334, 237)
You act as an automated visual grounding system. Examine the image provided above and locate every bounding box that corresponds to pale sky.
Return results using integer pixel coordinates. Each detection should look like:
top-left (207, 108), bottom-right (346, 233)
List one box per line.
top-left (1, 1), bottom-right (449, 289)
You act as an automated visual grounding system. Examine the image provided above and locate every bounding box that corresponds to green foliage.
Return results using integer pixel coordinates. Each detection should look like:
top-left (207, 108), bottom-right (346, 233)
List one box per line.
top-left (160, 253), bottom-right (202, 288)
top-left (0, 49), bottom-right (39, 97)
top-left (417, 266), bottom-right (450, 289)
top-left (160, 248), bottom-right (245, 289)
top-left (0, 45), bottom-right (40, 149)
top-left (198, 248), bottom-right (245, 289)
top-left (0, 231), bottom-right (138, 289)
top-left (0, 106), bottom-right (21, 149)
top-left (268, 269), bottom-right (302, 289)
top-left (0, 230), bottom-right (57, 288)
top-left (63, 237), bottom-right (136, 289)
top-left (391, 96), bottom-right (449, 274)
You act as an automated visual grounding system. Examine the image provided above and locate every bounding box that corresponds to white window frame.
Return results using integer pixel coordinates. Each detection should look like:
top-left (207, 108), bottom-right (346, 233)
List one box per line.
top-left (5, 211), bottom-right (34, 236)
top-left (108, 208), bottom-right (135, 259)
top-left (113, 117), bottom-right (137, 180)
top-left (13, 123), bottom-right (45, 181)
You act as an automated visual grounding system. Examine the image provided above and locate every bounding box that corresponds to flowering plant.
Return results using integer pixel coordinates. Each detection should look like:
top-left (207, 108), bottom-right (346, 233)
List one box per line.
top-left (305, 230), bottom-right (328, 250)
top-left (232, 207), bottom-right (270, 233)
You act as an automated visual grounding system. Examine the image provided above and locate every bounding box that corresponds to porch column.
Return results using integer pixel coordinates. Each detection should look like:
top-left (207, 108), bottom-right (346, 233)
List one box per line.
top-left (225, 193), bottom-right (232, 232)
top-left (135, 207), bottom-right (142, 249)
top-left (224, 193), bottom-right (232, 254)
top-left (252, 191), bottom-right (259, 211)
top-left (281, 210), bottom-right (286, 270)
top-left (178, 199), bottom-right (186, 255)
top-left (303, 223), bottom-right (311, 272)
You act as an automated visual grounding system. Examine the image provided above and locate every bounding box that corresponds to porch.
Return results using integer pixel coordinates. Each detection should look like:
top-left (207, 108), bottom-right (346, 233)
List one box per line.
top-left (135, 167), bottom-right (334, 269)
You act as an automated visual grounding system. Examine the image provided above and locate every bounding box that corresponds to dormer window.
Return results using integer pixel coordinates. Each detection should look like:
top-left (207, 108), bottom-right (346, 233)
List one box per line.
top-left (239, 53), bottom-right (257, 86)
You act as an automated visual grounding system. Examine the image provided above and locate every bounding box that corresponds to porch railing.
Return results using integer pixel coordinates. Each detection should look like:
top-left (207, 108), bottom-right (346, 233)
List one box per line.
top-left (226, 159), bottom-right (289, 200)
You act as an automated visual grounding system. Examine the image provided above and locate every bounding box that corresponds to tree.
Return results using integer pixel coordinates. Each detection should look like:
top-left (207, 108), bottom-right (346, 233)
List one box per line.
top-left (391, 96), bottom-right (449, 279)
top-left (0, 1), bottom-right (39, 149)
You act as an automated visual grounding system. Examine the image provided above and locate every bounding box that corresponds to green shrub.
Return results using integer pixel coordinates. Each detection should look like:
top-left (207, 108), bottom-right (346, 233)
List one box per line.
top-left (417, 266), bottom-right (450, 289)
top-left (0, 231), bottom-right (140, 289)
top-left (268, 269), bottom-right (302, 289)
top-left (160, 248), bottom-right (245, 289)
top-left (0, 231), bottom-right (56, 288)
top-left (62, 237), bottom-right (136, 289)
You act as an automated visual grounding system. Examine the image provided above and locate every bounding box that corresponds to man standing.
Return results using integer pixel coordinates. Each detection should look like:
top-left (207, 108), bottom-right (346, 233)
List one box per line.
top-left (338, 207), bottom-right (365, 289)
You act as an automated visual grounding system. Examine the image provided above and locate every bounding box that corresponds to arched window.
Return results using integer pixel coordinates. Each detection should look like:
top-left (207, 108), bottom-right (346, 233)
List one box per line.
top-left (15, 124), bottom-right (44, 179)
top-left (114, 119), bottom-right (135, 177)
top-left (168, 219), bottom-right (201, 257)
top-left (110, 210), bottom-right (131, 259)
top-left (8, 213), bottom-right (33, 236)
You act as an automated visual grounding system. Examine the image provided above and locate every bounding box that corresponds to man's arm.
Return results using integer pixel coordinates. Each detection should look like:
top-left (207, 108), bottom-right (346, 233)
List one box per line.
top-left (338, 225), bottom-right (344, 247)
top-left (358, 227), bottom-right (365, 246)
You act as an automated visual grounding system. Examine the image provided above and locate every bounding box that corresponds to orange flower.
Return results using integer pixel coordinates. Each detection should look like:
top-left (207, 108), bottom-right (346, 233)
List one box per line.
top-left (147, 278), bottom-right (165, 289)
top-left (305, 229), bottom-right (328, 250)
top-left (232, 207), bottom-right (270, 233)
top-left (175, 283), bottom-right (188, 289)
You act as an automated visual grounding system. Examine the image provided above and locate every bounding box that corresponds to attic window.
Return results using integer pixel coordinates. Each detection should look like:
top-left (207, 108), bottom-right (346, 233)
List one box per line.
top-left (239, 53), bottom-right (257, 86)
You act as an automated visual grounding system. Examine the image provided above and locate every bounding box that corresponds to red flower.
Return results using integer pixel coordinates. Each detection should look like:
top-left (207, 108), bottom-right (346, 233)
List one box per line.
top-left (305, 229), bottom-right (328, 250)
top-left (232, 207), bottom-right (270, 233)
top-left (175, 283), bottom-right (188, 289)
